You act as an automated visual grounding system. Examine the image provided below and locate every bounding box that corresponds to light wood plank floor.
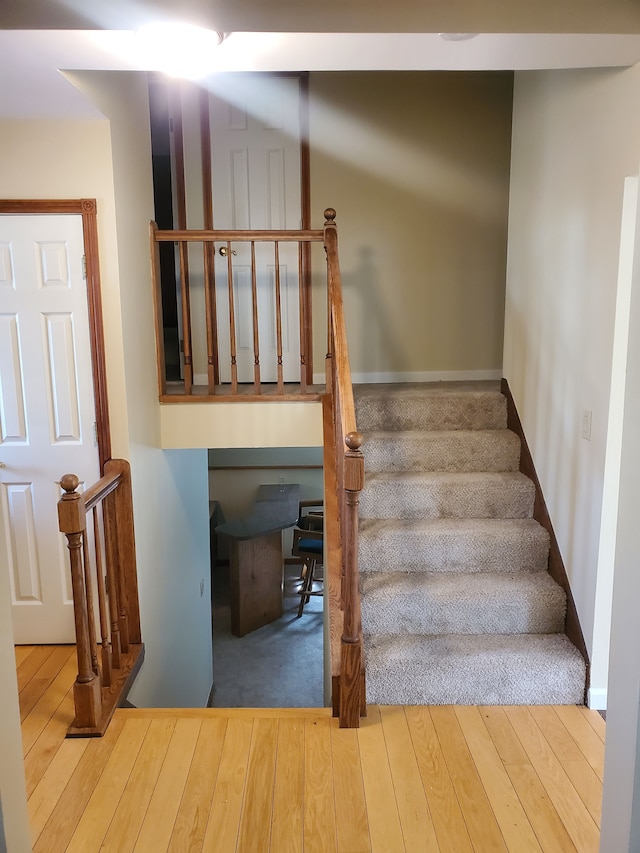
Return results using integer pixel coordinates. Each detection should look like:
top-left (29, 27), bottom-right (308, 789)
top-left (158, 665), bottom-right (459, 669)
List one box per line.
top-left (18, 645), bottom-right (606, 852)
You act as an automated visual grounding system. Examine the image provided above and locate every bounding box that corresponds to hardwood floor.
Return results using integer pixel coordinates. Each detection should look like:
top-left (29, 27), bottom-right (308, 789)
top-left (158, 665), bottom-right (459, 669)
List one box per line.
top-left (18, 645), bottom-right (606, 852)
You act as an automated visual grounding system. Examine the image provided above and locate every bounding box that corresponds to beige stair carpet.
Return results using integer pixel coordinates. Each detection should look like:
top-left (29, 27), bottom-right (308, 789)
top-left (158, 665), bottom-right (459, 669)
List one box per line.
top-left (355, 381), bottom-right (586, 706)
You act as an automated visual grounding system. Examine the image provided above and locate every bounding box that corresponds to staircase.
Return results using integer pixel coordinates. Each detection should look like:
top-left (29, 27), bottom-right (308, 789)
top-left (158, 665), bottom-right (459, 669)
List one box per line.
top-left (355, 381), bottom-right (586, 705)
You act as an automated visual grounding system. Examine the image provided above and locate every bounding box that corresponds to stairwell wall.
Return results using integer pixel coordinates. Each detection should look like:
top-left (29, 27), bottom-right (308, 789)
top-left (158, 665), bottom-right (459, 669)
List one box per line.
top-left (503, 64), bottom-right (640, 706)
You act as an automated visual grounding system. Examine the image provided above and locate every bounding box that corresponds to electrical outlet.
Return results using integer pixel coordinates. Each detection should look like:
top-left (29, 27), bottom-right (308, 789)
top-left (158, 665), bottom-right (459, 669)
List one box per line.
top-left (200, 579), bottom-right (205, 597)
top-left (581, 409), bottom-right (592, 441)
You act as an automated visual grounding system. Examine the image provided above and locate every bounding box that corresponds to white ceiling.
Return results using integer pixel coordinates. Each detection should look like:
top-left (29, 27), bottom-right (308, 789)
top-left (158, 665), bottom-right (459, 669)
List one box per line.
top-left (2, 30), bottom-right (640, 119)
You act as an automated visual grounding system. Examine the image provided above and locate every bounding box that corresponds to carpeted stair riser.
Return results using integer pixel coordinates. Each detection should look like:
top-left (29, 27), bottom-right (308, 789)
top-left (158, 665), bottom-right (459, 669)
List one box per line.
top-left (359, 471), bottom-right (535, 520)
top-left (360, 571), bottom-right (566, 635)
top-left (355, 386), bottom-right (507, 432)
top-left (364, 633), bottom-right (586, 705)
top-left (359, 518), bottom-right (550, 574)
top-left (363, 429), bottom-right (521, 473)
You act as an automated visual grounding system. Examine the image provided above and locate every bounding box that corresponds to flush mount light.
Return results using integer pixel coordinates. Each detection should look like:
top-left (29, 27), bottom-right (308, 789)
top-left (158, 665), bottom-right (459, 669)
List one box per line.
top-left (438, 33), bottom-right (479, 41)
top-left (136, 23), bottom-right (232, 78)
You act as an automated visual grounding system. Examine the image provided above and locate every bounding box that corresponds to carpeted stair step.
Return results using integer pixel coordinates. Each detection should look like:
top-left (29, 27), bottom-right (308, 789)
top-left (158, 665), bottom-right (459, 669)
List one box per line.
top-left (360, 571), bottom-right (566, 635)
top-left (363, 429), bottom-right (521, 473)
top-left (359, 518), bottom-right (550, 574)
top-left (354, 383), bottom-right (507, 432)
top-left (364, 633), bottom-right (586, 705)
top-left (359, 471), bottom-right (535, 520)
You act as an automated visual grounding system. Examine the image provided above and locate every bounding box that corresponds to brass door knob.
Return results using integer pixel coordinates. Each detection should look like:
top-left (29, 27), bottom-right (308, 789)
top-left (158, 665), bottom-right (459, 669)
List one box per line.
top-left (219, 246), bottom-right (237, 257)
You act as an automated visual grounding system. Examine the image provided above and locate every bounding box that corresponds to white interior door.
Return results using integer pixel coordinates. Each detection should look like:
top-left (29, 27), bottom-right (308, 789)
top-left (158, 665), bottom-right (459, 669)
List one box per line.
top-left (0, 214), bottom-right (100, 644)
top-left (210, 74), bottom-right (302, 383)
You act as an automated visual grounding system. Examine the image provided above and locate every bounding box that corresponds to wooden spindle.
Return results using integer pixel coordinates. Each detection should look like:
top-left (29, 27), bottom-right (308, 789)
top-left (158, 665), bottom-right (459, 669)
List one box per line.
top-left (298, 240), bottom-right (307, 391)
top-left (103, 495), bottom-right (122, 669)
top-left (81, 532), bottom-right (99, 677)
top-left (226, 241), bottom-right (238, 392)
top-left (58, 474), bottom-right (102, 730)
top-left (250, 241), bottom-right (261, 393)
top-left (93, 507), bottom-right (112, 688)
top-left (105, 459), bottom-right (141, 645)
top-left (203, 241), bottom-right (218, 393)
top-left (274, 241), bottom-right (284, 393)
top-left (178, 240), bottom-right (193, 394)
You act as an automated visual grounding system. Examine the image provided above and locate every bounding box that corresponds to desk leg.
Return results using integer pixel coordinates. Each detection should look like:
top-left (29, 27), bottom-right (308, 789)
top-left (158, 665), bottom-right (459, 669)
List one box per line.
top-left (229, 532), bottom-right (284, 637)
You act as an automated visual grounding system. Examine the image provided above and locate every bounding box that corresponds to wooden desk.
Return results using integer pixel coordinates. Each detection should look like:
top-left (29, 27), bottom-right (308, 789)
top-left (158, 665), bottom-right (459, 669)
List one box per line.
top-left (216, 484), bottom-right (299, 636)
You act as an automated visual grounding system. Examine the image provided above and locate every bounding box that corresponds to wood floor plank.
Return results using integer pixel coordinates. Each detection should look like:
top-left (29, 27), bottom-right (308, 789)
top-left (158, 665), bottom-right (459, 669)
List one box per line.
top-left (17, 645), bottom-right (56, 693)
top-left (505, 763), bottom-right (577, 853)
top-left (65, 717), bottom-right (151, 853)
top-left (528, 707), bottom-right (584, 763)
top-left (134, 717), bottom-right (202, 853)
top-left (19, 645), bottom-right (75, 721)
top-left (99, 717), bottom-right (176, 852)
top-left (14, 644), bottom-right (36, 667)
top-left (358, 705), bottom-right (405, 852)
top-left (202, 716), bottom-right (253, 852)
top-left (33, 714), bottom-right (126, 853)
top-left (405, 705), bottom-right (473, 852)
top-left (24, 681), bottom-right (75, 797)
top-left (480, 706), bottom-right (530, 766)
top-left (552, 706), bottom-right (605, 781)
top-left (28, 736), bottom-right (90, 846)
top-left (504, 707), bottom-right (599, 852)
top-left (237, 717), bottom-right (279, 853)
top-left (579, 707), bottom-right (606, 743)
top-left (21, 654), bottom-right (79, 756)
top-left (430, 705), bottom-right (507, 852)
top-left (454, 706), bottom-right (542, 853)
top-left (560, 760), bottom-right (603, 825)
top-left (120, 706), bottom-right (332, 720)
top-left (271, 718), bottom-right (305, 853)
top-left (330, 721), bottom-right (371, 853)
top-left (167, 717), bottom-right (228, 853)
top-left (304, 716), bottom-right (338, 853)
top-left (379, 706), bottom-right (438, 852)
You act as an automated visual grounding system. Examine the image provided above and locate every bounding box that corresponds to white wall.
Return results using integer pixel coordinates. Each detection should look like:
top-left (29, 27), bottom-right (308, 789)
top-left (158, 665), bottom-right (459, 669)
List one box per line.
top-left (504, 64), bottom-right (640, 702)
top-left (68, 71), bottom-right (214, 707)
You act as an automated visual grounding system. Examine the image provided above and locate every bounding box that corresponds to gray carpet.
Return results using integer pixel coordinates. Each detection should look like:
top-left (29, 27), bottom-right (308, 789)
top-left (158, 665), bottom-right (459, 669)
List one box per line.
top-left (356, 381), bottom-right (586, 706)
top-left (210, 562), bottom-right (323, 708)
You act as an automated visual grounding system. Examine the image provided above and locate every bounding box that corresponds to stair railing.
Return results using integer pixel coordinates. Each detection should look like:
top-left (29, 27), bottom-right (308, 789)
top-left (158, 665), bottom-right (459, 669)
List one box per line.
top-left (150, 222), bottom-right (322, 399)
top-left (323, 208), bottom-right (366, 727)
top-left (57, 459), bottom-right (144, 736)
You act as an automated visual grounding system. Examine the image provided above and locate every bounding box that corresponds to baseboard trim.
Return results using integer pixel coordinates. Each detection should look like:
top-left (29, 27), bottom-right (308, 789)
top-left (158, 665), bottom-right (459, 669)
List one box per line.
top-left (587, 687), bottom-right (607, 710)
top-left (502, 378), bottom-right (590, 701)
top-left (313, 369), bottom-right (503, 385)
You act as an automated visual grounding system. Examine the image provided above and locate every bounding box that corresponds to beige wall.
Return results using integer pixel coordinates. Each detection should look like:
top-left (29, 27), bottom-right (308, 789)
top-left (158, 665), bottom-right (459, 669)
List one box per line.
top-left (504, 64), bottom-right (640, 704)
top-left (309, 71), bottom-right (513, 380)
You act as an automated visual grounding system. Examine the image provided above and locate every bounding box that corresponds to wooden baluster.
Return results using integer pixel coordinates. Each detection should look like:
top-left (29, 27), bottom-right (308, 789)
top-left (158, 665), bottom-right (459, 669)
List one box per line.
top-left (81, 532), bottom-right (99, 677)
top-left (149, 222), bottom-right (167, 397)
top-left (274, 241), bottom-right (284, 393)
top-left (340, 432), bottom-right (364, 728)
top-left (203, 240), bottom-right (218, 393)
top-left (103, 493), bottom-right (122, 669)
top-left (250, 241), bottom-right (261, 393)
top-left (105, 459), bottom-right (141, 645)
top-left (298, 240), bottom-right (307, 391)
top-left (178, 241), bottom-right (193, 394)
top-left (58, 475), bottom-right (102, 730)
top-left (93, 506), bottom-right (112, 688)
top-left (226, 241), bottom-right (238, 393)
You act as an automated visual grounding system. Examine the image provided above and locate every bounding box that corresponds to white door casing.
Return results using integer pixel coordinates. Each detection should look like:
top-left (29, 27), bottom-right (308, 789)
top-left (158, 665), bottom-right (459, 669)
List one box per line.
top-left (209, 74), bottom-right (303, 383)
top-left (0, 214), bottom-right (100, 644)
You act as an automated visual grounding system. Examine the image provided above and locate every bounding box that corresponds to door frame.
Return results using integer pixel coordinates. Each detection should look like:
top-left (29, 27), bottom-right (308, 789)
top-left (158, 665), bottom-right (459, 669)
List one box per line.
top-left (0, 199), bottom-right (111, 470)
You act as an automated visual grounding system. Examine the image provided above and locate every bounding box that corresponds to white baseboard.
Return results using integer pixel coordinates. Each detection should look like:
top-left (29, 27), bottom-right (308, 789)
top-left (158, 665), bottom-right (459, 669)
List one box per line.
top-left (313, 369), bottom-right (503, 385)
top-left (587, 687), bottom-right (607, 710)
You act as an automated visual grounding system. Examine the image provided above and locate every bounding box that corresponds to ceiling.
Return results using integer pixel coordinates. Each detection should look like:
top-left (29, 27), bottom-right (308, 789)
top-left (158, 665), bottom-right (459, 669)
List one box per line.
top-left (2, 28), bottom-right (640, 119)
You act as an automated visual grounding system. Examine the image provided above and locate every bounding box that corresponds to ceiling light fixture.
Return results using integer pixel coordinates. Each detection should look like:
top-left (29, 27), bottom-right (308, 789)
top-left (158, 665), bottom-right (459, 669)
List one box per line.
top-left (136, 23), bottom-right (232, 79)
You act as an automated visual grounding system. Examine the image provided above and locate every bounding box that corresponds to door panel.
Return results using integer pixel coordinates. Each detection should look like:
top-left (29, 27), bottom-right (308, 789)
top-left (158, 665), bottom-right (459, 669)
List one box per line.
top-left (0, 214), bottom-right (100, 643)
top-left (209, 74), bottom-right (302, 383)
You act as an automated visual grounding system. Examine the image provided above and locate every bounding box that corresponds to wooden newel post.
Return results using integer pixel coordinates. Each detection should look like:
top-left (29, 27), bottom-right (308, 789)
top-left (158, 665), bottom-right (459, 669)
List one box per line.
top-left (340, 431), bottom-right (365, 727)
top-left (58, 474), bottom-right (102, 730)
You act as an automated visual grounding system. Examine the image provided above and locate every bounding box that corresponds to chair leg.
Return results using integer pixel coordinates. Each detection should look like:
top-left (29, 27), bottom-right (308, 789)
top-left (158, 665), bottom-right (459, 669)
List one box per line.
top-left (297, 558), bottom-right (316, 618)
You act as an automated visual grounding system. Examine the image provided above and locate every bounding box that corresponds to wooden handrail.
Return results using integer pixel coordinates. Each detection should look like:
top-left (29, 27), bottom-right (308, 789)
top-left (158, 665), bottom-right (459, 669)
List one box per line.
top-left (323, 208), bottom-right (366, 727)
top-left (57, 459), bottom-right (144, 736)
top-left (154, 228), bottom-right (324, 242)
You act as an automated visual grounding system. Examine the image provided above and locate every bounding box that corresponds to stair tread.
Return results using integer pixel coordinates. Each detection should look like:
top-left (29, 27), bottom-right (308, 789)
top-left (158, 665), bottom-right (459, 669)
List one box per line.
top-left (364, 632), bottom-right (586, 705)
top-left (361, 571), bottom-right (566, 635)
